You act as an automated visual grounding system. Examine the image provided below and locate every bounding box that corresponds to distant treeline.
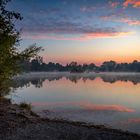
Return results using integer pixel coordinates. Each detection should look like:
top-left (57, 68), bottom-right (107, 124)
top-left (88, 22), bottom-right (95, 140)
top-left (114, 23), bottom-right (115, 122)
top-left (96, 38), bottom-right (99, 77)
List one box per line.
top-left (20, 57), bottom-right (140, 72)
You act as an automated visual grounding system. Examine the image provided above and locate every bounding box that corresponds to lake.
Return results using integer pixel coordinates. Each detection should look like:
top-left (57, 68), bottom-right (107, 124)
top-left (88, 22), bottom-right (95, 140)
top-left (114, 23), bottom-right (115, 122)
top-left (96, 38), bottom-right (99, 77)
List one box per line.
top-left (9, 72), bottom-right (140, 134)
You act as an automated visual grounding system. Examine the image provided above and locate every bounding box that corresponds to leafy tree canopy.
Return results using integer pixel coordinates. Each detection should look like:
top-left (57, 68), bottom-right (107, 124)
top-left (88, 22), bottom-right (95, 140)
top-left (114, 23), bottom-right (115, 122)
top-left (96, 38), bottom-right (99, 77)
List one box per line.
top-left (0, 0), bottom-right (42, 80)
top-left (0, 0), bottom-right (42, 96)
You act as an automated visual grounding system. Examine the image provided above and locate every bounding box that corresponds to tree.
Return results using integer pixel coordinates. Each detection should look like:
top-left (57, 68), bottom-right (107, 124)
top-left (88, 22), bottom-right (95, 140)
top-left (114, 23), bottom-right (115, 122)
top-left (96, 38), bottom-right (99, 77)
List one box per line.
top-left (100, 61), bottom-right (117, 71)
top-left (30, 56), bottom-right (43, 71)
top-left (0, 0), bottom-right (42, 96)
top-left (0, 0), bottom-right (42, 79)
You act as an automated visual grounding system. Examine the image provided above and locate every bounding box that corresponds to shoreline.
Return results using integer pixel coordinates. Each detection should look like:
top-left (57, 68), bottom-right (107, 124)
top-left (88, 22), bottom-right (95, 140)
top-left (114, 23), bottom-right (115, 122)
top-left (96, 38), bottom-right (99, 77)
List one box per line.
top-left (1, 98), bottom-right (140, 140)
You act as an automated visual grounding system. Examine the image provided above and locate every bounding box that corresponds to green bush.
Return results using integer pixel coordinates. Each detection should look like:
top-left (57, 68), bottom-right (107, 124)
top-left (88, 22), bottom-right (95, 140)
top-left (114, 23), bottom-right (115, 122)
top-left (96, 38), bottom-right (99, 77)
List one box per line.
top-left (19, 102), bottom-right (32, 110)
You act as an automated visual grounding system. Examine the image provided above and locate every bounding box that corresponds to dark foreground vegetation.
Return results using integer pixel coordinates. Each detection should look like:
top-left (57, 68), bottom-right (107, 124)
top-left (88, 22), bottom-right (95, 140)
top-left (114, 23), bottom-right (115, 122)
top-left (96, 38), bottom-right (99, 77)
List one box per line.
top-left (0, 0), bottom-right (42, 97)
top-left (21, 58), bottom-right (140, 73)
top-left (1, 98), bottom-right (140, 140)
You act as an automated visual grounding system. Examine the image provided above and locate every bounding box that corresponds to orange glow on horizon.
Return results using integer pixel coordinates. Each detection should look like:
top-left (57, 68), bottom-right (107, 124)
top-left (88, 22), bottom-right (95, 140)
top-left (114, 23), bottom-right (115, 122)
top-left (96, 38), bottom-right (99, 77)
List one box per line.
top-left (43, 55), bottom-right (140, 66)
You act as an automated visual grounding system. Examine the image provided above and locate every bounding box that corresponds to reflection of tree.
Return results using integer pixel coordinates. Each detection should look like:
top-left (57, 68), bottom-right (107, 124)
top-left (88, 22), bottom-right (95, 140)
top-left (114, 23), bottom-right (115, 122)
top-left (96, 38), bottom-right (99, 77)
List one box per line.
top-left (101, 77), bottom-right (116, 83)
top-left (12, 78), bottom-right (46, 89)
top-left (30, 78), bottom-right (45, 88)
top-left (11, 74), bottom-right (140, 89)
top-left (66, 76), bottom-right (81, 83)
top-left (100, 75), bottom-right (140, 85)
top-left (69, 77), bottom-right (78, 83)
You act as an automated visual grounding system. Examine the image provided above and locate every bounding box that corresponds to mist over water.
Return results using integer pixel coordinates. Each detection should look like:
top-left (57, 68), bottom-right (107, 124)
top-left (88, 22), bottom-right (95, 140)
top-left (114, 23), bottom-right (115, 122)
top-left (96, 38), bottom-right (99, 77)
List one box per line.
top-left (9, 72), bottom-right (140, 134)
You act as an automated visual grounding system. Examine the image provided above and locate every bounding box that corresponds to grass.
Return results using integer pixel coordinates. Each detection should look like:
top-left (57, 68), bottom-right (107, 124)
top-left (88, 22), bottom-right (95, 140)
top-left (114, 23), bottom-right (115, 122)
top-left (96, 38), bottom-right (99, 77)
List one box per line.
top-left (19, 102), bottom-right (32, 110)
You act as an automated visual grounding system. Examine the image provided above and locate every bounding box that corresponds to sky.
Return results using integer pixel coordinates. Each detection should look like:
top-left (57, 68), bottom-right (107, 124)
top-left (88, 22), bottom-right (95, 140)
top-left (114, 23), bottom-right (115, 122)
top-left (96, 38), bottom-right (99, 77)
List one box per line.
top-left (7, 0), bottom-right (140, 65)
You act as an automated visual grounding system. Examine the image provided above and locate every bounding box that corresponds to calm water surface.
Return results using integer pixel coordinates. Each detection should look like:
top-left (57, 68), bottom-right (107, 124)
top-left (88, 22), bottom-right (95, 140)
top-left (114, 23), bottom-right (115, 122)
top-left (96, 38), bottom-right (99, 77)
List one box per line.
top-left (9, 72), bottom-right (140, 134)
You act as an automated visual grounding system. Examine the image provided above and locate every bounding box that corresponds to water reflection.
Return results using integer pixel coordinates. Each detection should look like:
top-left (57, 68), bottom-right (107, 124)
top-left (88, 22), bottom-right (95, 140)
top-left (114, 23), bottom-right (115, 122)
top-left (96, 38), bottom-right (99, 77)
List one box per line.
top-left (13, 72), bottom-right (140, 88)
top-left (32, 101), bottom-right (135, 113)
top-left (10, 72), bottom-right (140, 134)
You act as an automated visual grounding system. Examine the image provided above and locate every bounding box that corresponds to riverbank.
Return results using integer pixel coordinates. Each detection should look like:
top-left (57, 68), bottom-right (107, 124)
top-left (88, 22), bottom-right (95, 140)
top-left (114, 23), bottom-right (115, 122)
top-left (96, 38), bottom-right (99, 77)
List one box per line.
top-left (0, 98), bottom-right (140, 140)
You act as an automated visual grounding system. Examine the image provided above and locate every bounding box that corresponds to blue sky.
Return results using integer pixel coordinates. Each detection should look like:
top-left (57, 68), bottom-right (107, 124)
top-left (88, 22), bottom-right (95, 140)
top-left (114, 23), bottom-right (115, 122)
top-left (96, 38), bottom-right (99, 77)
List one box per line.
top-left (7, 0), bottom-right (140, 65)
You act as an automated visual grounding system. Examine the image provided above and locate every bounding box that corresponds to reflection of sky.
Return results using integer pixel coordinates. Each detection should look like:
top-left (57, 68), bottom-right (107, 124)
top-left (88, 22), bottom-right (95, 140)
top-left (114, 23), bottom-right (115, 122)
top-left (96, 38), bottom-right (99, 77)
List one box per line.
top-left (7, 0), bottom-right (140, 65)
top-left (10, 75), bottom-right (140, 133)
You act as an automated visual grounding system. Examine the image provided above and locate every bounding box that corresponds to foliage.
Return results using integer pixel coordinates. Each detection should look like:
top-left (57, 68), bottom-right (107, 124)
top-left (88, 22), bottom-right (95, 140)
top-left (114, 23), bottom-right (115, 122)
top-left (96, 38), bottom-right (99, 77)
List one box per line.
top-left (19, 102), bottom-right (32, 110)
top-left (0, 0), bottom-right (42, 96)
top-left (20, 58), bottom-right (140, 73)
top-left (0, 0), bottom-right (42, 80)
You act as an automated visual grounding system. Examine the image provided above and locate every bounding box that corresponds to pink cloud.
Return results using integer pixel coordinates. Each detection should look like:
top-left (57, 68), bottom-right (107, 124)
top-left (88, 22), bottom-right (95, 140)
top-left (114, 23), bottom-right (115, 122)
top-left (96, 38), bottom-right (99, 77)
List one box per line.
top-left (109, 1), bottom-right (120, 8)
top-left (22, 31), bottom-right (133, 41)
top-left (101, 14), bottom-right (140, 26)
top-left (83, 31), bottom-right (132, 39)
top-left (123, 0), bottom-right (140, 7)
top-left (100, 15), bottom-right (116, 20)
top-left (119, 18), bottom-right (140, 25)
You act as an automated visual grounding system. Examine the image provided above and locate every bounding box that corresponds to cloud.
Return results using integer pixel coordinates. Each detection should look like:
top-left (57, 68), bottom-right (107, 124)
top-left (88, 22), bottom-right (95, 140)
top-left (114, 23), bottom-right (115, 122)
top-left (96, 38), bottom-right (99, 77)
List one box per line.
top-left (123, 0), bottom-right (140, 7)
top-left (100, 10), bottom-right (127, 21)
top-left (29, 8), bottom-right (61, 17)
top-left (22, 19), bottom-right (133, 41)
top-left (80, 6), bottom-right (96, 12)
top-left (101, 13), bottom-right (140, 26)
top-left (109, 1), bottom-right (120, 8)
top-left (100, 14), bottom-right (122, 20)
top-left (119, 18), bottom-right (140, 25)
top-left (18, 1), bottom-right (136, 41)
top-left (22, 31), bottom-right (133, 41)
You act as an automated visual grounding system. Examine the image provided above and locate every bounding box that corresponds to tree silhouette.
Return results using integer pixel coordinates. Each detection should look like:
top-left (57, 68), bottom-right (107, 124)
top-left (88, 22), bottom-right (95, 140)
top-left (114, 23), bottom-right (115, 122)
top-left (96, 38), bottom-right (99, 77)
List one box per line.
top-left (0, 0), bottom-right (42, 96)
